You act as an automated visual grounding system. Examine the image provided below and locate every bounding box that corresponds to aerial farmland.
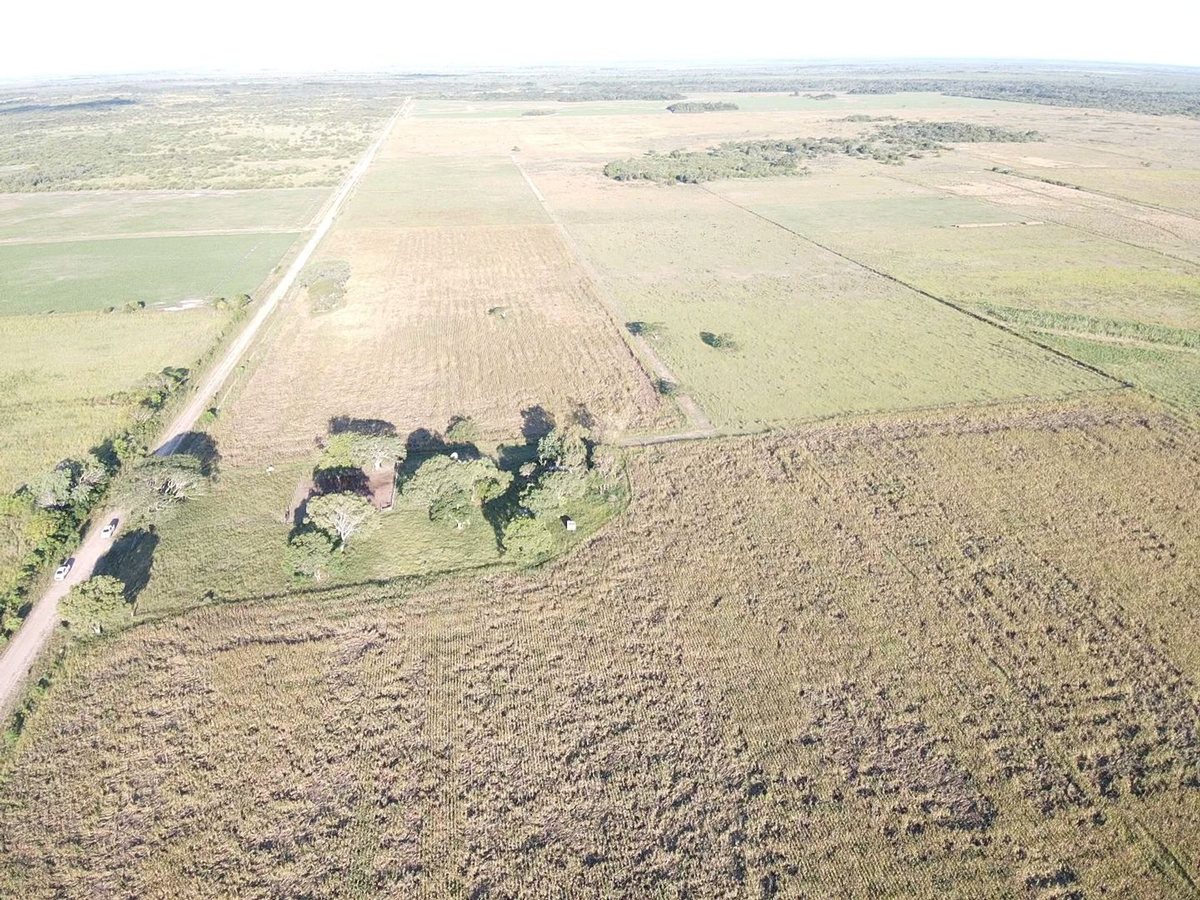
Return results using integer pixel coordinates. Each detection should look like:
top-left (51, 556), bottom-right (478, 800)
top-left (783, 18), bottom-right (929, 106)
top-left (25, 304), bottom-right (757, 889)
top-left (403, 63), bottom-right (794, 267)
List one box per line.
top-left (0, 62), bottom-right (1198, 897)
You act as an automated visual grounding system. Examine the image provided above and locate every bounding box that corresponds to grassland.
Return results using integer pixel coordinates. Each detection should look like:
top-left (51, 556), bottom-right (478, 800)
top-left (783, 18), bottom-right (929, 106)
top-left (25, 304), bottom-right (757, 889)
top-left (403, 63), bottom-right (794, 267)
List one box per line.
top-left (0, 309), bottom-right (228, 491)
top-left (0, 188), bottom-right (324, 242)
top-left (0, 80), bottom-right (401, 191)
top-left (0, 232), bottom-right (300, 314)
top-left (709, 163), bottom-right (1200, 417)
top-left (529, 167), bottom-right (1109, 430)
top-left (2, 397), bottom-right (1197, 897)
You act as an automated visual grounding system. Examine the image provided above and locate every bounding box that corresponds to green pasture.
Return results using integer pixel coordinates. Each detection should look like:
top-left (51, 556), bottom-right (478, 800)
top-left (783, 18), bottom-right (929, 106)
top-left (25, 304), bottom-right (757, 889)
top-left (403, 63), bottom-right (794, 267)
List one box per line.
top-left (0, 189), bottom-right (325, 242)
top-left (0, 232), bottom-right (299, 314)
top-left (0, 309), bottom-right (227, 490)
top-left (723, 179), bottom-right (1200, 330)
top-left (604, 274), bottom-right (1108, 431)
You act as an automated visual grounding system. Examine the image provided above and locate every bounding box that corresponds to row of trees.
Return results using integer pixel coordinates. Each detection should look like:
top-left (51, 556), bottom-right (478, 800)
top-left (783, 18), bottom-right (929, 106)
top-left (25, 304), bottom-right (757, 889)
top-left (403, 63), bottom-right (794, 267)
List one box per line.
top-left (0, 367), bottom-right (197, 640)
top-left (604, 119), bottom-right (1044, 184)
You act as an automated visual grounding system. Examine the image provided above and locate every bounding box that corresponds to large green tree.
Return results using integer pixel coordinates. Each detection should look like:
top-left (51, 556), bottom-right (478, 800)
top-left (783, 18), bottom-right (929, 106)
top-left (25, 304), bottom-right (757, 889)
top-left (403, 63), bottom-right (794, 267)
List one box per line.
top-left (60, 575), bottom-right (129, 636)
top-left (285, 528), bottom-right (338, 579)
top-left (116, 454), bottom-right (208, 523)
top-left (305, 492), bottom-right (376, 550)
top-left (321, 432), bottom-right (406, 472)
top-left (403, 456), bottom-right (512, 530)
top-left (538, 424), bottom-right (591, 470)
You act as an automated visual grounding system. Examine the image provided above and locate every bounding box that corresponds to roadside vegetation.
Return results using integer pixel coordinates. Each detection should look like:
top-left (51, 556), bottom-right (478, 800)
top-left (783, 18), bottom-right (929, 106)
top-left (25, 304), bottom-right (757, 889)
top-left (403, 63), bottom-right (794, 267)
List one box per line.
top-left (666, 101), bottom-right (738, 113)
top-left (0, 367), bottom-right (199, 643)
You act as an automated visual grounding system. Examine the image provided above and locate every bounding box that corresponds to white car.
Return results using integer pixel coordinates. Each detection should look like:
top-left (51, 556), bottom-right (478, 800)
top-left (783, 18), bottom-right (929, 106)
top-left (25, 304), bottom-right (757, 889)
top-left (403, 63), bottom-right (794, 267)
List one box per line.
top-left (54, 559), bottom-right (74, 582)
top-left (100, 518), bottom-right (119, 539)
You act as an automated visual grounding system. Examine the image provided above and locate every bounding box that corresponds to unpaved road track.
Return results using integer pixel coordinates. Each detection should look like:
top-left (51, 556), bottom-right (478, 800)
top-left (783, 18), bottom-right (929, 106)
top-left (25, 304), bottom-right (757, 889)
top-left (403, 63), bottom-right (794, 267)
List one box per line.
top-left (0, 101), bottom-right (408, 716)
top-left (157, 99), bottom-right (409, 455)
top-left (0, 513), bottom-right (122, 710)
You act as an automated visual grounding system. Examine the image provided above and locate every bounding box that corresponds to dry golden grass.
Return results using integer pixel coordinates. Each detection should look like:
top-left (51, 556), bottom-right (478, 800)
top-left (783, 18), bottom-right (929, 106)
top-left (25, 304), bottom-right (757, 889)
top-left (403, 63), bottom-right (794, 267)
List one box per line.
top-left (215, 138), bottom-right (672, 464)
top-left (217, 221), bottom-right (672, 464)
top-left (3, 394), bottom-right (1198, 897)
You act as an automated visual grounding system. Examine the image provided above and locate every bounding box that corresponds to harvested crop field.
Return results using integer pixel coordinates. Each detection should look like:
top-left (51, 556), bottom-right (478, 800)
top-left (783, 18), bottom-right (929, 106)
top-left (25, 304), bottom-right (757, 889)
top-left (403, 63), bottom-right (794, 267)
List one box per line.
top-left (3, 395), bottom-right (1198, 897)
top-left (216, 148), bottom-right (673, 465)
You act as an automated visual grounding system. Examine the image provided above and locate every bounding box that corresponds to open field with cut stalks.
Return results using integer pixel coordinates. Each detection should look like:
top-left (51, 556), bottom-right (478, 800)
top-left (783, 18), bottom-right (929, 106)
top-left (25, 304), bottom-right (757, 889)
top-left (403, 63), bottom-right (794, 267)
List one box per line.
top-left (2, 396), bottom-right (1198, 897)
top-left (2, 68), bottom-right (1200, 897)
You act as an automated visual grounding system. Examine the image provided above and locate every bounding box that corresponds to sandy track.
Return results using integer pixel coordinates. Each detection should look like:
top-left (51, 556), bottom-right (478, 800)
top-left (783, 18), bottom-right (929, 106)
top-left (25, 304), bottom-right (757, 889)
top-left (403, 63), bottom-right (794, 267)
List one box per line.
top-left (0, 100), bottom-right (409, 717)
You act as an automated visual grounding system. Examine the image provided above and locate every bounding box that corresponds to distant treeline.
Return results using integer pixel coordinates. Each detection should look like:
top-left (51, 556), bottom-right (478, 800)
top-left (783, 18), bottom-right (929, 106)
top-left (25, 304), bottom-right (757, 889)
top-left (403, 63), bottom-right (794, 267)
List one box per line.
top-left (0, 97), bottom-right (137, 117)
top-left (447, 72), bottom-right (1200, 119)
top-left (604, 120), bottom-right (1043, 184)
top-left (456, 86), bottom-right (684, 103)
top-left (666, 101), bottom-right (739, 113)
top-left (842, 79), bottom-right (1200, 118)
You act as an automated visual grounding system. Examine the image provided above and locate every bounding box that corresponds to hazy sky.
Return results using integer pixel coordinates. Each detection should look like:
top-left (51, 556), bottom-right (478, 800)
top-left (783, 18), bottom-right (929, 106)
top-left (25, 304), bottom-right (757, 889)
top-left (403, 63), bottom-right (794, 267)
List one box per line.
top-left (4, 0), bottom-right (1198, 79)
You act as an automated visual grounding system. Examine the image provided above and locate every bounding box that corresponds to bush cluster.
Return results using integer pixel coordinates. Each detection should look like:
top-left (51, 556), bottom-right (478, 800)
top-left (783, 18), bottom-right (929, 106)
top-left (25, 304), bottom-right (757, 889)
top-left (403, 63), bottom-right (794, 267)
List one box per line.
top-left (603, 120), bottom-right (1043, 183)
top-left (666, 102), bottom-right (739, 113)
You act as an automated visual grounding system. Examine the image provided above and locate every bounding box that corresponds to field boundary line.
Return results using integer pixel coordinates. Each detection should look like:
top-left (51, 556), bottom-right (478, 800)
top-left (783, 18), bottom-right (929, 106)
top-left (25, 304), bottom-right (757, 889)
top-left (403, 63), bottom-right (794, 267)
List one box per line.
top-left (700, 185), bottom-right (1132, 390)
top-left (987, 163), bottom-right (1200, 225)
top-left (509, 154), bottom-right (717, 441)
top-left (0, 227), bottom-right (301, 246)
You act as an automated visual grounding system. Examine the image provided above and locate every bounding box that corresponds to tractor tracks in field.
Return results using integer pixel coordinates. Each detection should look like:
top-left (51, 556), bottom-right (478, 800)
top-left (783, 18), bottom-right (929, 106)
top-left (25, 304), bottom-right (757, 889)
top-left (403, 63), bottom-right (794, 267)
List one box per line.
top-left (699, 185), bottom-right (1133, 391)
top-left (510, 155), bottom-right (717, 446)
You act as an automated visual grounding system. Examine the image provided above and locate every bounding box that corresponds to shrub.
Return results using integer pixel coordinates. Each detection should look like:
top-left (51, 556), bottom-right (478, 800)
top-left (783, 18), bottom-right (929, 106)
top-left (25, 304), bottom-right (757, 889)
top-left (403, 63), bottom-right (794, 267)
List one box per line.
top-left (60, 575), bottom-right (129, 636)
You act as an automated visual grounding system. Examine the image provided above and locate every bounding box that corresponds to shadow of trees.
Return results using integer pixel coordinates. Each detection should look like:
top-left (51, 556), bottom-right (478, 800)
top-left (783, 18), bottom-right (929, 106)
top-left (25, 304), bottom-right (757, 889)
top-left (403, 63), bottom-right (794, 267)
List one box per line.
top-left (169, 431), bottom-right (222, 477)
top-left (313, 466), bottom-right (370, 497)
top-left (329, 416), bottom-right (397, 437)
top-left (94, 527), bottom-right (160, 604)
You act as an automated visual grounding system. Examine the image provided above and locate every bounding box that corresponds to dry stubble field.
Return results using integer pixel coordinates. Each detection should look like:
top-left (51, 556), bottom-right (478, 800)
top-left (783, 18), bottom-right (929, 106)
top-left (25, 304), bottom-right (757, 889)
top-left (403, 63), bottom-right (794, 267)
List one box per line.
top-left (2, 396), bottom-right (1198, 897)
top-left (217, 118), bottom-right (673, 467)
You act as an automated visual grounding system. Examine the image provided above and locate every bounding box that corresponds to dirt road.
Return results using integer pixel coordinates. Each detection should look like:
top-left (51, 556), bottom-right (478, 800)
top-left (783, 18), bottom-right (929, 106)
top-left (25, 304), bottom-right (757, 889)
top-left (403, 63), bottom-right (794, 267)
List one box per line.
top-left (0, 100), bottom-right (409, 717)
top-left (157, 99), bottom-right (409, 455)
top-left (0, 513), bottom-right (121, 709)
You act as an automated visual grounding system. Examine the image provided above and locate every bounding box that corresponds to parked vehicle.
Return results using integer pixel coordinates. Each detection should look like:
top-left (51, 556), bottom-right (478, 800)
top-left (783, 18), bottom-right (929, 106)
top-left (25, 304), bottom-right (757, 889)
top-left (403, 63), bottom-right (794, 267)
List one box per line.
top-left (100, 518), bottom-right (119, 539)
top-left (54, 559), bottom-right (74, 582)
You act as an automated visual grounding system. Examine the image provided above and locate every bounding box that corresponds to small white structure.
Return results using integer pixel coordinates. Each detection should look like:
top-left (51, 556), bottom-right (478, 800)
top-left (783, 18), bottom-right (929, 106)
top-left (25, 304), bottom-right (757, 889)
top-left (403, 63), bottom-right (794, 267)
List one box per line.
top-left (564, 517), bottom-right (578, 532)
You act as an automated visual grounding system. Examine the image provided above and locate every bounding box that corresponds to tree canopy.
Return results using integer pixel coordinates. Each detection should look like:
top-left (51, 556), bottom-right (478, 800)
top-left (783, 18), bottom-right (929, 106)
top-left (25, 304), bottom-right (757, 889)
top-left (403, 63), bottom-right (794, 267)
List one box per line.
top-left (305, 491), bottom-right (377, 550)
top-left (116, 454), bottom-right (209, 523)
top-left (537, 424), bottom-right (591, 470)
top-left (404, 456), bottom-right (512, 529)
top-left (285, 528), bottom-right (338, 578)
top-left (321, 431), bottom-right (405, 472)
top-left (60, 575), bottom-right (129, 636)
